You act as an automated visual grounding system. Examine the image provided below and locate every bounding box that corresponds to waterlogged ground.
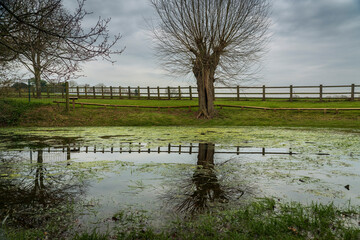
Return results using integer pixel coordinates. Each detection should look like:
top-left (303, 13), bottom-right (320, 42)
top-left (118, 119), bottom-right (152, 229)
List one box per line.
top-left (0, 126), bottom-right (360, 236)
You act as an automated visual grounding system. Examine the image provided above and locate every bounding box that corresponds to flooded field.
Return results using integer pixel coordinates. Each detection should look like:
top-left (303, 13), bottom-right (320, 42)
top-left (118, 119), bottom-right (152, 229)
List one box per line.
top-left (0, 127), bottom-right (359, 237)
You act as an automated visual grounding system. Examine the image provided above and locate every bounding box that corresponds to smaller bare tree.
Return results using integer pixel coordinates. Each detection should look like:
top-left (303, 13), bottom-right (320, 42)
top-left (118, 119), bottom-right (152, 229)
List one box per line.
top-left (0, 0), bottom-right (123, 98)
top-left (151, 0), bottom-right (270, 118)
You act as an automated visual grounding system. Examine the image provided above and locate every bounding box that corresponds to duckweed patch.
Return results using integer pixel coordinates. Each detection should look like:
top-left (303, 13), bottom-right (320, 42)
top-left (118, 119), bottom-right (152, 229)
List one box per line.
top-left (1, 126), bottom-right (360, 153)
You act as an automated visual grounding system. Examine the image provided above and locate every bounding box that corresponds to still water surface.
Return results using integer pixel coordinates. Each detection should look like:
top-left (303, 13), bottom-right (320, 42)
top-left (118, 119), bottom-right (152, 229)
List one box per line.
top-left (0, 127), bottom-right (359, 233)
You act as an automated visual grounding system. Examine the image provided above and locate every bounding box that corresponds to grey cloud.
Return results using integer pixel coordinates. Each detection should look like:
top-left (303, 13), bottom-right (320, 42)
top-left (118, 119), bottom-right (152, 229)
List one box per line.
top-left (81, 0), bottom-right (153, 35)
top-left (63, 0), bottom-right (360, 86)
top-left (273, 0), bottom-right (360, 36)
top-left (262, 0), bottom-right (360, 85)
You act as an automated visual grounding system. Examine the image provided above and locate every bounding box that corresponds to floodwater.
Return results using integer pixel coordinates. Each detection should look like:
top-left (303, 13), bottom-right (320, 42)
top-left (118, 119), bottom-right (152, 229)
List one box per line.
top-left (0, 127), bottom-right (359, 235)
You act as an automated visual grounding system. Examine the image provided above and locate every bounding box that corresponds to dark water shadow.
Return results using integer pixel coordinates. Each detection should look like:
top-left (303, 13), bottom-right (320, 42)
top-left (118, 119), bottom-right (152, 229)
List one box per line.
top-left (0, 150), bottom-right (87, 235)
top-left (163, 143), bottom-right (246, 216)
top-left (0, 133), bottom-right (83, 150)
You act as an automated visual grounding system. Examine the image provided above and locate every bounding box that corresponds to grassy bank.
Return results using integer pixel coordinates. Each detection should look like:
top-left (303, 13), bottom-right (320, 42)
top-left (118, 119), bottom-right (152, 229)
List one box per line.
top-left (0, 99), bottom-right (48, 127)
top-left (1, 98), bottom-right (360, 128)
top-left (88, 199), bottom-right (359, 240)
top-left (4, 198), bottom-right (359, 240)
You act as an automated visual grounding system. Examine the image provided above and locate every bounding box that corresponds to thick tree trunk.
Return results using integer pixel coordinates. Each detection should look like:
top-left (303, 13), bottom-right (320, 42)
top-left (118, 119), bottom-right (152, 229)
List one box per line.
top-left (196, 68), bottom-right (215, 119)
top-left (34, 67), bottom-right (42, 98)
top-left (33, 51), bottom-right (42, 98)
top-left (197, 143), bottom-right (215, 166)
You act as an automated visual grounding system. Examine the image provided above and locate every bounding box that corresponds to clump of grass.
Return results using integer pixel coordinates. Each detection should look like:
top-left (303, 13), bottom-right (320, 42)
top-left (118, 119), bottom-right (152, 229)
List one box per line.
top-left (73, 230), bottom-right (109, 240)
top-left (164, 199), bottom-right (359, 240)
top-left (75, 199), bottom-right (359, 240)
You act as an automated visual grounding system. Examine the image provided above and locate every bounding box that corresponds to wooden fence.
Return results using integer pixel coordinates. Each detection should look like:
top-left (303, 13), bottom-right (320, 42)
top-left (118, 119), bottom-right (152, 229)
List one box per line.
top-left (25, 143), bottom-right (296, 156)
top-left (2, 84), bottom-right (359, 101)
top-left (68, 84), bottom-right (359, 101)
top-left (0, 85), bottom-right (65, 99)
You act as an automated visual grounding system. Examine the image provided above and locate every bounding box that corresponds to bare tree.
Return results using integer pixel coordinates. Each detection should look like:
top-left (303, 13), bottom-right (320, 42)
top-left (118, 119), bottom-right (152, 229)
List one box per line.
top-left (151, 0), bottom-right (270, 118)
top-left (0, 0), bottom-right (123, 98)
top-left (0, 61), bottom-right (23, 97)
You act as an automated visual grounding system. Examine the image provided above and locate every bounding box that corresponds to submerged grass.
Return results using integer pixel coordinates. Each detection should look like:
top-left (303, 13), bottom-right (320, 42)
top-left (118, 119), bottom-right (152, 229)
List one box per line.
top-left (72, 198), bottom-right (359, 240)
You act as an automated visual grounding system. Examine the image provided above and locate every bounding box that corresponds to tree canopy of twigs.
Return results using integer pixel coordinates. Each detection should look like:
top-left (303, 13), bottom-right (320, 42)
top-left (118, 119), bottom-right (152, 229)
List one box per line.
top-left (0, 0), bottom-right (123, 97)
top-left (151, 0), bottom-right (270, 118)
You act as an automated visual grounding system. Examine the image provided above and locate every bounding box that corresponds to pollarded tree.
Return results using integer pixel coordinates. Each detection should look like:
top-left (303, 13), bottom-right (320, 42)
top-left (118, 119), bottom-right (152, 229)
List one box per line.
top-left (0, 0), bottom-right (123, 98)
top-left (151, 0), bottom-right (270, 118)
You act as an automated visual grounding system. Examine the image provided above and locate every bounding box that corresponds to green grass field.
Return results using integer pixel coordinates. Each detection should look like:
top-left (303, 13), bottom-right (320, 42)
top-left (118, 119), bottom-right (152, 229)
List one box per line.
top-left (10, 97), bottom-right (360, 108)
top-left (2, 98), bottom-right (360, 128)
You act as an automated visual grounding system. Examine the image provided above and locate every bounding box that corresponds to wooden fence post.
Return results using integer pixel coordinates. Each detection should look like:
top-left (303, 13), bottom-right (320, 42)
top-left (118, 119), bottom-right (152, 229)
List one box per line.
top-left (147, 86), bottom-right (150, 100)
top-left (262, 85), bottom-right (266, 101)
top-left (85, 86), bottom-right (88, 99)
top-left (137, 86), bottom-right (140, 99)
top-left (47, 86), bottom-right (50, 98)
top-left (128, 86), bottom-right (131, 99)
top-left (119, 86), bottom-right (122, 99)
top-left (319, 84), bottom-right (323, 101)
top-left (237, 85), bottom-right (240, 101)
top-left (289, 85), bottom-right (293, 102)
top-left (93, 86), bottom-right (96, 99)
top-left (77, 86), bottom-right (80, 98)
top-left (157, 86), bottom-right (160, 100)
top-left (189, 86), bottom-right (192, 100)
top-left (178, 86), bottom-right (181, 100)
top-left (167, 86), bottom-right (171, 100)
top-left (110, 86), bottom-right (113, 99)
top-left (65, 82), bottom-right (69, 112)
top-left (351, 84), bottom-right (355, 101)
top-left (101, 86), bottom-right (104, 99)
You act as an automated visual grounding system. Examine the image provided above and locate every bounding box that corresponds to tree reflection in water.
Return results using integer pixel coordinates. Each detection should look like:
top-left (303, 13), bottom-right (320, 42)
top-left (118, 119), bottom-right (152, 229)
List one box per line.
top-left (0, 149), bottom-right (86, 234)
top-left (166, 143), bottom-right (245, 216)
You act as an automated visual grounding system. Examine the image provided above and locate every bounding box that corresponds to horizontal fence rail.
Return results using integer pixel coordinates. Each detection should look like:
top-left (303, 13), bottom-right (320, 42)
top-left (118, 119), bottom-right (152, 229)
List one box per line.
top-left (53, 100), bottom-right (360, 114)
top-left (1, 84), bottom-right (359, 101)
top-left (68, 84), bottom-right (360, 101)
top-left (24, 144), bottom-right (297, 156)
top-left (0, 85), bottom-right (66, 99)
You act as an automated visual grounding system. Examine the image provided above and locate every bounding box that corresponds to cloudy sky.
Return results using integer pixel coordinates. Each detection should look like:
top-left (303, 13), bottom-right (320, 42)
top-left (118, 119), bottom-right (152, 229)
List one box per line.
top-left (64, 0), bottom-right (360, 87)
